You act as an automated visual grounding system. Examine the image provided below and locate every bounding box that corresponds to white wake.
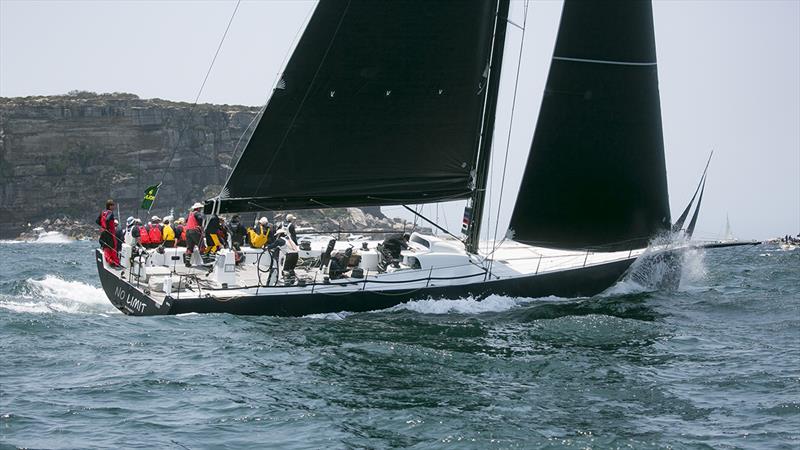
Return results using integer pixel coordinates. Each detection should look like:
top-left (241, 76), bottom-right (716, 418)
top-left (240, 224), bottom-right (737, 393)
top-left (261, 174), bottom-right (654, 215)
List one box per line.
top-left (0, 231), bottom-right (74, 244)
top-left (388, 294), bottom-right (567, 315)
top-left (0, 275), bottom-right (116, 314)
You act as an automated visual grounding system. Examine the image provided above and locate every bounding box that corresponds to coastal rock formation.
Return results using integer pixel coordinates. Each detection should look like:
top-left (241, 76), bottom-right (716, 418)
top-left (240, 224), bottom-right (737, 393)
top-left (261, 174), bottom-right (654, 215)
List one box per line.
top-left (0, 92), bottom-right (427, 239)
top-left (0, 91), bottom-right (252, 238)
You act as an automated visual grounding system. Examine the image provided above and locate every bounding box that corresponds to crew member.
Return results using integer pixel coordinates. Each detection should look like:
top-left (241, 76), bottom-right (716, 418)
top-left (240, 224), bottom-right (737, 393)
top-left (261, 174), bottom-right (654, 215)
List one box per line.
top-left (227, 214), bottom-right (247, 250)
top-left (97, 199), bottom-right (120, 267)
top-left (217, 216), bottom-right (229, 249)
top-left (205, 214), bottom-right (222, 254)
top-left (184, 202), bottom-right (204, 265)
top-left (146, 216), bottom-right (163, 248)
top-left (114, 219), bottom-right (124, 252)
top-left (123, 216), bottom-right (136, 245)
top-left (138, 218), bottom-right (152, 247)
top-left (162, 215), bottom-right (176, 247)
top-left (382, 232), bottom-right (410, 259)
top-left (173, 218), bottom-right (186, 247)
top-left (130, 218), bottom-right (143, 247)
top-left (247, 217), bottom-right (271, 248)
top-left (268, 229), bottom-right (299, 279)
top-left (284, 214), bottom-right (298, 244)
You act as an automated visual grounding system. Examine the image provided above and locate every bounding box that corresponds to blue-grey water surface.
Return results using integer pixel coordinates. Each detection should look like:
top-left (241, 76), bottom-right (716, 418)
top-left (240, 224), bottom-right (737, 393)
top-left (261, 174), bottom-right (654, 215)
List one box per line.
top-left (1, 239), bottom-right (798, 449)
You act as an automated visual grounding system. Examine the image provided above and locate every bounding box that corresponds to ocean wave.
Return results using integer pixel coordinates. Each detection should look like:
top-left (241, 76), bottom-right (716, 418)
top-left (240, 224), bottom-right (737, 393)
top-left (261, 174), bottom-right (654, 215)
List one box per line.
top-left (602, 278), bottom-right (650, 296)
top-left (0, 231), bottom-right (74, 244)
top-left (0, 275), bottom-right (115, 314)
top-left (303, 311), bottom-right (354, 320)
top-left (33, 231), bottom-right (74, 243)
top-left (679, 246), bottom-right (708, 288)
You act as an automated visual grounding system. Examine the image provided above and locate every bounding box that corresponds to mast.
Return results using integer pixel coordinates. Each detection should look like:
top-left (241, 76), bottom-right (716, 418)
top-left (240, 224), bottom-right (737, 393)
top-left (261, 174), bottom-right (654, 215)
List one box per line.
top-left (466, 0), bottom-right (510, 254)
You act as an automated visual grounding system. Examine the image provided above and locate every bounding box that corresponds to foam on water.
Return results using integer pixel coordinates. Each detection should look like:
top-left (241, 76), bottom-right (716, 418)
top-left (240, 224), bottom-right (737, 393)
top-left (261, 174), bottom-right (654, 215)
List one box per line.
top-left (0, 231), bottom-right (74, 244)
top-left (602, 278), bottom-right (649, 296)
top-left (33, 231), bottom-right (74, 243)
top-left (389, 294), bottom-right (564, 315)
top-left (604, 239), bottom-right (707, 295)
top-left (679, 246), bottom-right (708, 288)
top-left (0, 275), bottom-right (115, 314)
top-left (303, 311), bottom-right (354, 320)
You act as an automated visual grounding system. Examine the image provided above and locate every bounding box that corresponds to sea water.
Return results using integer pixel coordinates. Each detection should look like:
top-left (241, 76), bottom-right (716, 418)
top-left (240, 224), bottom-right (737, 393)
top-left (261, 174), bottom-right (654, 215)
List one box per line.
top-left (1, 239), bottom-right (797, 449)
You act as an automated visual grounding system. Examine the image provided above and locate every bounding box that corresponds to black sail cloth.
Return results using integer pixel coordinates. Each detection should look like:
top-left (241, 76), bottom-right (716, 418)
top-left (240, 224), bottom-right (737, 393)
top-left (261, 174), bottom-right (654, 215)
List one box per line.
top-left (508, 0), bottom-right (671, 251)
top-left (216, 0), bottom-right (499, 214)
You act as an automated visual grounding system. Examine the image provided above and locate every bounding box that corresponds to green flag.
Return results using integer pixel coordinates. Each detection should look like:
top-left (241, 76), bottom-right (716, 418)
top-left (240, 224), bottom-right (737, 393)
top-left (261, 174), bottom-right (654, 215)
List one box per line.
top-left (141, 183), bottom-right (160, 211)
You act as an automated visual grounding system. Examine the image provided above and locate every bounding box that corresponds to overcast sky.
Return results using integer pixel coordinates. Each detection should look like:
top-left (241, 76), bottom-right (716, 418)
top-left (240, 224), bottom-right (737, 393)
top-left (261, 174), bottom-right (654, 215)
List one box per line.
top-left (1, 0), bottom-right (798, 240)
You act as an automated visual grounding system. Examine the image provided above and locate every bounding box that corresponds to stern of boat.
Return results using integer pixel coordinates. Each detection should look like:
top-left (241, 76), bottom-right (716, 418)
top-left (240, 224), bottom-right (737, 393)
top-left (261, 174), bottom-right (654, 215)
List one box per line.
top-left (95, 249), bottom-right (172, 316)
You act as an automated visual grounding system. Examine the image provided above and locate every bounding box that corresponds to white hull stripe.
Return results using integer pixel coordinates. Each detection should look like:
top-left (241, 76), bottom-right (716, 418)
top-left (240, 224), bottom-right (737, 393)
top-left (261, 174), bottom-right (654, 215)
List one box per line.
top-left (553, 56), bottom-right (657, 67)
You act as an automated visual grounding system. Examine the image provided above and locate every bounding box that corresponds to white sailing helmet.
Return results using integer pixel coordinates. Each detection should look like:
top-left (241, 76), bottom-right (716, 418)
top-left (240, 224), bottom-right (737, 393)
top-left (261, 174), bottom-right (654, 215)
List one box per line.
top-left (259, 217), bottom-right (268, 225)
top-left (286, 214), bottom-right (296, 222)
top-left (163, 215), bottom-right (173, 223)
top-left (151, 215), bottom-right (161, 222)
top-left (190, 202), bottom-right (204, 210)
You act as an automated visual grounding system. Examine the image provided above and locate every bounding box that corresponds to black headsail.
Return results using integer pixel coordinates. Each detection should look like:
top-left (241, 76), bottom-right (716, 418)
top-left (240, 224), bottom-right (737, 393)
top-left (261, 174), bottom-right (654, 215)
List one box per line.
top-left (508, 0), bottom-right (671, 251)
top-left (215, 0), bottom-right (502, 214)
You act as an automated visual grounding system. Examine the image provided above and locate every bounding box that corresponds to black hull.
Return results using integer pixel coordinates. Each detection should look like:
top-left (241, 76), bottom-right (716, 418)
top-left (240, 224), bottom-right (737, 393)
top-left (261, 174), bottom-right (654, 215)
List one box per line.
top-left (97, 250), bottom-right (640, 317)
top-left (696, 240), bottom-right (760, 249)
top-left (95, 250), bottom-right (173, 316)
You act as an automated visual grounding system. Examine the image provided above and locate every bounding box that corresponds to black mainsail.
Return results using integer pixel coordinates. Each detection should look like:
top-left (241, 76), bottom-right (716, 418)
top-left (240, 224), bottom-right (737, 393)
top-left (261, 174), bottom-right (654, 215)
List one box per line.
top-left (216, 0), bottom-right (503, 214)
top-left (508, 0), bottom-right (671, 251)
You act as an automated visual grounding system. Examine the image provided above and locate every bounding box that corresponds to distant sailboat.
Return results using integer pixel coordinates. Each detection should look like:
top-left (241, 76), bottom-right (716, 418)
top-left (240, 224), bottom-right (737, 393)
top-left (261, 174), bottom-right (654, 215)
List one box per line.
top-left (97, 0), bottom-right (688, 317)
top-left (724, 214), bottom-right (735, 241)
top-left (694, 213), bottom-right (760, 249)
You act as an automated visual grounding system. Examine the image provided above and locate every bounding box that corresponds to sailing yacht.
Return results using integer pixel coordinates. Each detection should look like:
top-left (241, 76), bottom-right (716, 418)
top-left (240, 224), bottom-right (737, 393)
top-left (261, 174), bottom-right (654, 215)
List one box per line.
top-left (97, 0), bottom-right (686, 317)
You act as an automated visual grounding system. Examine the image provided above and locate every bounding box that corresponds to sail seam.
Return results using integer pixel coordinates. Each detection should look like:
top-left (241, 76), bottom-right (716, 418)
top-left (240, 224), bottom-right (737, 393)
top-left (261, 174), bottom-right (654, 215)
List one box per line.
top-left (553, 56), bottom-right (656, 66)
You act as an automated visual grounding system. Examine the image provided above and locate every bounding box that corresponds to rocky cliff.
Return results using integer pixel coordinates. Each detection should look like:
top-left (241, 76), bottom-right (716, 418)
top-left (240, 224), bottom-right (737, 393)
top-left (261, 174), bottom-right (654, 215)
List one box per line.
top-left (0, 92), bottom-right (261, 237)
top-left (0, 92), bottom-right (414, 239)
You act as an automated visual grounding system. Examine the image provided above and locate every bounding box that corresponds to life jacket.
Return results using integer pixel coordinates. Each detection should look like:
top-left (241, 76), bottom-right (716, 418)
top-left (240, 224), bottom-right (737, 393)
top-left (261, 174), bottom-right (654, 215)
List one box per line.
top-left (139, 225), bottom-right (152, 245)
top-left (148, 224), bottom-right (163, 244)
top-left (186, 211), bottom-right (201, 231)
top-left (248, 224), bottom-right (270, 248)
top-left (98, 210), bottom-right (115, 249)
top-left (162, 224), bottom-right (175, 242)
top-left (98, 210), bottom-right (112, 231)
top-left (279, 234), bottom-right (299, 254)
top-left (179, 225), bottom-right (187, 242)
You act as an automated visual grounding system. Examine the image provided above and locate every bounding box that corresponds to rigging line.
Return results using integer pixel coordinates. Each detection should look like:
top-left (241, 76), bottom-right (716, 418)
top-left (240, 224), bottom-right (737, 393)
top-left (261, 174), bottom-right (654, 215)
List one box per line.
top-left (158, 0), bottom-right (242, 185)
top-left (254, 0), bottom-right (352, 194)
top-left (489, 0), bottom-right (528, 274)
top-left (402, 205), bottom-right (464, 243)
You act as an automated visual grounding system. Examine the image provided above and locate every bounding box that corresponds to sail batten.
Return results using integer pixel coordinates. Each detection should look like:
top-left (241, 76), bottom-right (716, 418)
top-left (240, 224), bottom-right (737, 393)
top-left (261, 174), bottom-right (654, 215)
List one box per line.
top-left (508, 0), bottom-right (671, 251)
top-left (217, 0), bottom-right (500, 214)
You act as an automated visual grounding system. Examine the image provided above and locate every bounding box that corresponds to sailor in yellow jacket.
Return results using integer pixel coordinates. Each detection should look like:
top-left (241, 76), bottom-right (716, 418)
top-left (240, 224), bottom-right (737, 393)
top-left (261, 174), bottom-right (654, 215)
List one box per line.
top-left (161, 216), bottom-right (176, 247)
top-left (247, 217), bottom-right (271, 248)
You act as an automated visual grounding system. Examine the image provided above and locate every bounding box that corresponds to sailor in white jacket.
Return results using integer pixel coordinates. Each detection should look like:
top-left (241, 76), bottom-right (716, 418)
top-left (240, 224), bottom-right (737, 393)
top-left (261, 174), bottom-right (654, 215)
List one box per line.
top-left (268, 229), bottom-right (300, 279)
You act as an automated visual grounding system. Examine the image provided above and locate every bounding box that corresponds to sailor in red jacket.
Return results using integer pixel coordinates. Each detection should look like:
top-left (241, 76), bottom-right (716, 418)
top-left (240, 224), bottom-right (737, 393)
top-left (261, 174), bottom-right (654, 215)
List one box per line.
top-left (97, 199), bottom-right (120, 267)
top-left (147, 216), bottom-right (163, 247)
top-left (183, 202), bottom-right (204, 266)
top-left (138, 222), bottom-right (152, 247)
